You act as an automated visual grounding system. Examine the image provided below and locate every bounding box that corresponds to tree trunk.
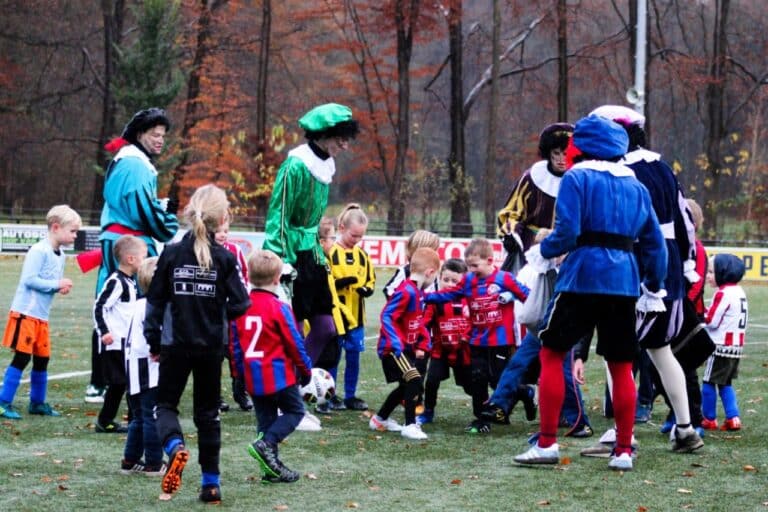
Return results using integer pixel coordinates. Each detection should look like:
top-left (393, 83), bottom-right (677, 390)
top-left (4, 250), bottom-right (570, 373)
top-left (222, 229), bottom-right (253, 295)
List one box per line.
top-left (448, 1), bottom-right (471, 237)
top-left (703, 0), bottom-right (729, 234)
top-left (91, 0), bottom-right (125, 223)
top-left (484, 0), bottom-right (501, 237)
top-left (557, 0), bottom-right (568, 122)
top-left (256, 0), bottom-right (271, 142)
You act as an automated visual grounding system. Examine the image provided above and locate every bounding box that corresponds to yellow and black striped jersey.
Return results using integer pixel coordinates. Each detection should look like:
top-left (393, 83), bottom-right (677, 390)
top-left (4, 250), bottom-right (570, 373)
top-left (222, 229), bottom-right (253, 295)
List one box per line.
top-left (329, 243), bottom-right (375, 327)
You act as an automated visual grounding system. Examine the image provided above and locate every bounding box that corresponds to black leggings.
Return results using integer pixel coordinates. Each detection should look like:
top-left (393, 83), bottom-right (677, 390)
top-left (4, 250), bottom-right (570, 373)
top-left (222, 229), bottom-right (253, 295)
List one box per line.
top-left (10, 352), bottom-right (48, 372)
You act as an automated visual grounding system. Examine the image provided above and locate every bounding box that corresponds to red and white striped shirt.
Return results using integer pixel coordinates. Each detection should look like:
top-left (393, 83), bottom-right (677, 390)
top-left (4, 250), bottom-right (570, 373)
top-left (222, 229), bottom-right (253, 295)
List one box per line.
top-left (704, 283), bottom-right (747, 358)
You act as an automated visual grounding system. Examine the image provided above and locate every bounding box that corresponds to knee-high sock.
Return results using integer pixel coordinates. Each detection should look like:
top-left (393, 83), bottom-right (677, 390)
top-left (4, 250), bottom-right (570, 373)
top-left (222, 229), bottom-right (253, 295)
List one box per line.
top-left (538, 347), bottom-right (566, 448)
top-left (607, 360), bottom-right (635, 455)
top-left (30, 370), bottom-right (47, 404)
top-left (344, 350), bottom-right (360, 399)
top-left (647, 345), bottom-right (691, 425)
top-left (719, 385), bottom-right (740, 419)
top-left (701, 382), bottom-right (717, 420)
top-left (0, 366), bottom-right (23, 404)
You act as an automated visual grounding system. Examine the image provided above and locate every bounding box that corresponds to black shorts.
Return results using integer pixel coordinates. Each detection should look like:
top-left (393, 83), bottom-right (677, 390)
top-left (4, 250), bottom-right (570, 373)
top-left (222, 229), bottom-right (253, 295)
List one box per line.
top-left (426, 356), bottom-right (471, 388)
top-left (702, 354), bottom-right (740, 386)
top-left (292, 250), bottom-right (333, 319)
top-left (539, 292), bottom-right (638, 362)
top-left (101, 349), bottom-right (126, 386)
top-left (636, 298), bottom-right (684, 349)
top-left (381, 352), bottom-right (422, 384)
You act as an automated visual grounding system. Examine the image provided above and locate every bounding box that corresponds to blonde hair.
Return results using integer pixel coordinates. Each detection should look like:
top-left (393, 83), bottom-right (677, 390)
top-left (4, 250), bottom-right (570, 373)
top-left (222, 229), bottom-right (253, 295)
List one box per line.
top-left (137, 256), bottom-right (159, 294)
top-left (337, 203), bottom-right (368, 228)
top-left (248, 249), bottom-right (283, 287)
top-left (406, 230), bottom-right (440, 258)
top-left (46, 205), bottom-right (81, 229)
top-left (686, 198), bottom-right (704, 230)
top-left (319, 216), bottom-right (336, 239)
top-left (465, 238), bottom-right (494, 259)
top-left (113, 235), bottom-right (147, 264)
top-left (184, 185), bottom-right (229, 269)
top-left (409, 247), bottom-right (441, 275)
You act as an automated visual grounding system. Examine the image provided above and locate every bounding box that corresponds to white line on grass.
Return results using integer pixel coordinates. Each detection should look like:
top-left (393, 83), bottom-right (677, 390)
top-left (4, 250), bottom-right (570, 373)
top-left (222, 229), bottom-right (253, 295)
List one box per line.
top-left (19, 370), bottom-right (90, 384)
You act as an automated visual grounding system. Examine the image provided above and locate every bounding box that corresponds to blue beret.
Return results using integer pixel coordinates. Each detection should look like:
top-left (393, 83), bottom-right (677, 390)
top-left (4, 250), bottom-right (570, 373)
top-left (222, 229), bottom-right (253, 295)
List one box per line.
top-left (573, 114), bottom-right (629, 159)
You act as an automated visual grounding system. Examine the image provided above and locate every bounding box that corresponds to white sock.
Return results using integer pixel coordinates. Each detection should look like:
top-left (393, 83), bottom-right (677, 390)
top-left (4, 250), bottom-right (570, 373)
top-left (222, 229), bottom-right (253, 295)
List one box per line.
top-left (647, 345), bottom-right (691, 425)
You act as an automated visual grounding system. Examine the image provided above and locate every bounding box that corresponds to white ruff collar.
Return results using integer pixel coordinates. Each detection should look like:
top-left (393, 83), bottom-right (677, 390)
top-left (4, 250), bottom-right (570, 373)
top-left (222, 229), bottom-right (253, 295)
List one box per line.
top-left (288, 144), bottom-right (336, 184)
top-left (114, 144), bottom-right (157, 175)
top-left (528, 160), bottom-right (562, 198)
top-left (622, 148), bottom-right (661, 165)
top-left (571, 160), bottom-right (636, 177)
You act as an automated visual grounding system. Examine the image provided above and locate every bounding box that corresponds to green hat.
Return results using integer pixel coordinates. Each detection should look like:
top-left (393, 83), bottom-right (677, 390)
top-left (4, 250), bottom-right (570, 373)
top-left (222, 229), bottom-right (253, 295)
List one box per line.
top-left (298, 103), bottom-right (353, 132)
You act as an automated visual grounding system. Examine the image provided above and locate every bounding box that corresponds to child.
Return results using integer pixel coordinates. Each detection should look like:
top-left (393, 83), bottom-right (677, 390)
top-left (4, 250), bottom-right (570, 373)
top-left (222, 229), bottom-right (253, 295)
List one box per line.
top-left (238, 249), bottom-right (313, 483)
top-left (370, 247), bottom-right (440, 440)
top-left (0, 205), bottom-right (80, 419)
top-left (93, 235), bottom-right (147, 433)
top-left (417, 258), bottom-right (472, 425)
top-left (144, 185), bottom-right (251, 504)
top-left (214, 216), bottom-right (253, 413)
top-left (701, 253), bottom-right (747, 431)
top-left (686, 199), bottom-right (708, 319)
top-left (383, 229), bottom-right (440, 299)
top-left (425, 238), bottom-right (528, 434)
top-left (328, 204), bottom-right (375, 411)
top-left (121, 256), bottom-right (165, 475)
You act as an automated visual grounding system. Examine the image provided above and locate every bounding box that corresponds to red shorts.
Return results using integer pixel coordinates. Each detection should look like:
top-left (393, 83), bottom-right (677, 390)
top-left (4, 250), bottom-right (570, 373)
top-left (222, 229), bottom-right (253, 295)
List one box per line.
top-left (2, 312), bottom-right (51, 357)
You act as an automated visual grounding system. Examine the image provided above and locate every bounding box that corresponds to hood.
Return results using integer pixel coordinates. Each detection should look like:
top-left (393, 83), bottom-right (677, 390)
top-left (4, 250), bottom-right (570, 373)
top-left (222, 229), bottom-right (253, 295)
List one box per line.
top-left (572, 114), bottom-right (629, 160)
top-left (714, 253), bottom-right (745, 286)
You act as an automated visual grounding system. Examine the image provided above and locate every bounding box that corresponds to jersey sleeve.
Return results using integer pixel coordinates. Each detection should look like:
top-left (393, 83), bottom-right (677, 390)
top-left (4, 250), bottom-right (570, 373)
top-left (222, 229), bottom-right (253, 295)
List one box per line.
top-left (93, 276), bottom-right (122, 336)
top-left (19, 246), bottom-right (60, 294)
top-left (500, 272), bottom-right (530, 302)
top-left (497, 173), bottom-right (532, 239)
top-left (379, 290), bottom-right (410, 356)
top-left (263, 158), bottom-right (300, 261)
top-left (704, 289), bottom-right (729, 328)
top-left (278, 303), bottom-right (312, 377)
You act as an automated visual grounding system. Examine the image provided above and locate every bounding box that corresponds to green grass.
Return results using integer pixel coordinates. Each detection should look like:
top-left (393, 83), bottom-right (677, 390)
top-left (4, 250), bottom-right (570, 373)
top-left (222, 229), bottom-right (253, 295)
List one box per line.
top-left (0, 256), bottom-right (767, 511)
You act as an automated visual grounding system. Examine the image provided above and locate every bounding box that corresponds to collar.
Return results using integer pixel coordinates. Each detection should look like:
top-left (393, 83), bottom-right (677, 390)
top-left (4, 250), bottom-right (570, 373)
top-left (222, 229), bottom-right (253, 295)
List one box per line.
top-left (529, 160), bottom-right (562, 197)
top-left (570, 160), bottom-right (636, 177)
top-left (114, 144), bottom-right (157, 175)
top-left (622, 148), bottom-right (661, 165)
top-left (288, 143), bottom-right (336, 184)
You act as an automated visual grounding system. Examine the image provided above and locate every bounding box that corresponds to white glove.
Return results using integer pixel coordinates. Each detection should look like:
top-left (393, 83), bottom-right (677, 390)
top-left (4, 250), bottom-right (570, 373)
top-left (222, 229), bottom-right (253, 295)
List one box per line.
top-left (524, 244), bottom-right (557, 274)
top-left (683, 259), bottom-right (700, 284)
top-left (498, 291), bottom-right (515, 304)
top-left (158, 197), bottom-right (170, 211)
top-left (635, 283), bottom-right (667, 313)
top-left (281, 263), bottom-right (297, 280)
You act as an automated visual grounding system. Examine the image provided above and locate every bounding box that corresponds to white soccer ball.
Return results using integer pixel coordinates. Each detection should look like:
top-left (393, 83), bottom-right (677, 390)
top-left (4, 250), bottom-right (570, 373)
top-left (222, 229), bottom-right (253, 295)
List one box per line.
top-left (299, 368), bottom-right (336, 405)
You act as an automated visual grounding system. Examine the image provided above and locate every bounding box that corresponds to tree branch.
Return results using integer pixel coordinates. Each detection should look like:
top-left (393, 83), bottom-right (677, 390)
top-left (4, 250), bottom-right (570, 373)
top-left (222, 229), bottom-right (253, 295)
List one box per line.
top-left (81, 47), bottom-right (106, 92)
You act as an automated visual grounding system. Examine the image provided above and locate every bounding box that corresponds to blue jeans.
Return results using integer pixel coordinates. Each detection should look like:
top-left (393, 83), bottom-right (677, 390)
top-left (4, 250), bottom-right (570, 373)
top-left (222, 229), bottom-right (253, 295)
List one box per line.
top-left (489, 332), bottom-right (590, 427)
top-left (252, 385), bottom-right (305, 445)
top-left (124, 388), bottom-right (163, 465)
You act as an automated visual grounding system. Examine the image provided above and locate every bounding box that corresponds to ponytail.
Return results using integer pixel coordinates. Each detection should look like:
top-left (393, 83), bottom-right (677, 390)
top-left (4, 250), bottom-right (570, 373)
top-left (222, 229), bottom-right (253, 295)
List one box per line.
top-left (337, 202), bottom-right (368, 228)
top-left (184, 185), bottom-right (230, 269)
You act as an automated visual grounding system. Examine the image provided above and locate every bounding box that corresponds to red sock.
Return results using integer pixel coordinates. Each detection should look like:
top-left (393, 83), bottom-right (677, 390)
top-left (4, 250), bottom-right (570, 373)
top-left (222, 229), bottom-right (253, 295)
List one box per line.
top-left (537, 346), bottom-right (566, 448)
top-left (607, 360), bottom-right (635, 456)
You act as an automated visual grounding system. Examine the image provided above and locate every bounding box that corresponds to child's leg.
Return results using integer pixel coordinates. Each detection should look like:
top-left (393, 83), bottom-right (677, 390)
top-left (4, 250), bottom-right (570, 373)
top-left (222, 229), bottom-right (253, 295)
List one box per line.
top-left (304, 315), bottom-right (337, 364)
top-left (718, 384), bottom-right (740, 419)
top-left (141, 388), bottom-right (163, 466)
top-left (268, 387), bottom-right (305, 444)
top-left (469, 347), bottom-right (491, 419)
top-left (537, 346), bottom-right (566, 448)
top-left (0, 352), bottom-right (31, 405)
top-left (29, 355), bottom-right (49, 405)
top-left (97, 351), bottom-right (126, 427)
top-left (423, 358), bottom-right (444, 412)
top-left (124, 393), bottom-right (144, 463)
top-left (402, 374), bottom-right (423, 426)
top-left (191, 351), bottom-right (223, 484)
top-left (344, 349), bottom-right (361, 399)
top-left (701, 382), bottom-right (717, 420)
top-left (377, 384), bottom-right (405, 420)
top-left (252, 394), bottom-right (279, 439)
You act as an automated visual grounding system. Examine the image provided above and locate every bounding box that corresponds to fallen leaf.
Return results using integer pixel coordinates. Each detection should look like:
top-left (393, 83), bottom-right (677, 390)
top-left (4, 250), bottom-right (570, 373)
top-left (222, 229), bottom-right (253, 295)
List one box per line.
top-left (451, 479), bottom-right (462, 485)
top-left (368, 485), bottom-right (381, 491)
top-left (682, 471), bottom-right (695, 477)
top-left (468, 475), bottom-right (479, 480)
top-left (638, 507), bottom-right (649, 512)
top-left (306, 473), bottom-right (318, 480)
top-left (643, 480), bottom-right (655, 485)
top-left (41, 476), bottom-right (52, 483)
top-left (53, 459), bottom-right (63, 464)
top-left (560, 456), bottom-right (572, 465)
top-left (57, 475), bottom-right (69, 481)
top-left (537, 500), bottom-right (551, 506)
top-left (57, 484), bottom-right (68, 491)
top-left (346, 502), bottom-right (359, 509)
top-left (34, 451), bottom-right (47, 456)
top-left (158, 493), bottom-right (173, 501)
top-left (677, 488), bottom-right (693, 494)
top-left (273, 506), bottom-right (288, 511)
top-left (84, 411), bottom-right (97, 417)
top-left (12, 473), bottom-right (22, 477)
top-left (743, 465), bottom-right (757, 472)
top-left (690, 462), bottom-right (706, 468)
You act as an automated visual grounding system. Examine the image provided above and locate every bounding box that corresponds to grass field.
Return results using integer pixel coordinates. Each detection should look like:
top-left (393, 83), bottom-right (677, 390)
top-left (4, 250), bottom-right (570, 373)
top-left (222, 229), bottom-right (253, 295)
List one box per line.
top-left (0, 255), bottom-right (766, 511)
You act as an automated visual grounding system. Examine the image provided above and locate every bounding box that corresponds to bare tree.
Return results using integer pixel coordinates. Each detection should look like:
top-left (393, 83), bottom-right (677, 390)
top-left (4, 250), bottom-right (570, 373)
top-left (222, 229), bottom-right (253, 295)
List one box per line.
top-left (255, 0), bottom-right (271, 141)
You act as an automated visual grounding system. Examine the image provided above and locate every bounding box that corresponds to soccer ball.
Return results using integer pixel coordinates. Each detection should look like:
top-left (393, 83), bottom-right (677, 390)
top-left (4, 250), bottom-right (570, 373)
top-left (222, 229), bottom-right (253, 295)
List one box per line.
top-left (299, 368), bottom-right (336, 405)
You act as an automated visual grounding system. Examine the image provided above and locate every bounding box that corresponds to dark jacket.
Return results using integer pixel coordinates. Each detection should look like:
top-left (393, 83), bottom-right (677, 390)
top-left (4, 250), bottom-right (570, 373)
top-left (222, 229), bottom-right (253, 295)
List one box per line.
top-left (145, 232), bottom-right (250, 354)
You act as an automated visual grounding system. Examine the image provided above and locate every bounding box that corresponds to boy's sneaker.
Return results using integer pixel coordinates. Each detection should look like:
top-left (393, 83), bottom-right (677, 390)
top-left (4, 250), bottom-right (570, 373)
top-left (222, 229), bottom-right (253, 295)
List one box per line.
top-left (344, 396), bottom-right (368, 411)
top-left (513, 443), bottom-right (560, 465)
top-left (120, 459), bottom-right (146, 475)
top-left (701, 418), bottom-right (719, 430)
top-left (479, 403), bottom-right (509, 425)
top-left (521, 386), bottom-right (537, 421)
top-left (28, 402), bottom-right (61, 417)
top-left (162, 445), bottom-right (190, 494)
top-left (199, 484), bottom-right (222, 504)
top-left (416, 409), bottom-right (434, 425)
top-left (670, 426), bottom-right (705, 453)
top-left (566, 424), bottom-right (593, 438)
top-left (608, 452), bottom-right (634, 471)
top-left (328, 395), bottom-right (347, 411)
top-left (295, 411), bottom-right (322, 431)
top-left (218, 398), bottom-right (230, 413)
top-left (0, 401), bottom-right (21, 420)
top-left (464, 420), bottom-right (491, 434)
top-left (635, 403), bottom-right (652, 423)
top-left (95, 420), bottom-right (128, 433)
top-left (248, 439), bottom-right (282, 478)
top-left (660, 414), bottom-right (676, 434)
top-left (84, 384), bottom-right (105, 403)
top-left (401, 423), bottom-right (428, 440)
top-left (315, 402), bottom-right (333, 414)
top-left (721, 417), bottom-right (742, 431)
top-left (369, 414), bottom-right (402, 432)
top-left (143, 461), bottom-right (168, 477)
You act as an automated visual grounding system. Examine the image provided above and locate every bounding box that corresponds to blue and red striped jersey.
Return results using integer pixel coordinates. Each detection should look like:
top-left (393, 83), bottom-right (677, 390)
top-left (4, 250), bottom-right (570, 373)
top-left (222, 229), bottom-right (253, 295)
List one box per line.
top-left (424, 299), bottom-right (471, 365)
top-left (233, 288), bottom-right (312, 396)
top-left (425, 269), bottom-right (528, 347)
top-left (377, 279), bottom-right (430, 357)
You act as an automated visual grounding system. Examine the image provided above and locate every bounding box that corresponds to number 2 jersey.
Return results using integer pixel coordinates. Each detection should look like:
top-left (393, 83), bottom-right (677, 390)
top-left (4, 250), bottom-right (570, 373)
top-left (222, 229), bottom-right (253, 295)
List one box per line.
top-left (233, 288), bottom-right (312, 396)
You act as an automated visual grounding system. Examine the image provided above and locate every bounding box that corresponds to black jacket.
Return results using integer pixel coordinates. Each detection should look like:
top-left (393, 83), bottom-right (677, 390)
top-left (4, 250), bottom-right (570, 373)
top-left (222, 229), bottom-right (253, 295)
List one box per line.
top-left (145, 232), bottom-right (250, 354)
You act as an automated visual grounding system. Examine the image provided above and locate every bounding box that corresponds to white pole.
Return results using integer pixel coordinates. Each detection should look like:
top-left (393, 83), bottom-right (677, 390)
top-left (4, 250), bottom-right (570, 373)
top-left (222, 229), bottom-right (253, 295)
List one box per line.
top-left (633, 0), bottom-right (647, 116)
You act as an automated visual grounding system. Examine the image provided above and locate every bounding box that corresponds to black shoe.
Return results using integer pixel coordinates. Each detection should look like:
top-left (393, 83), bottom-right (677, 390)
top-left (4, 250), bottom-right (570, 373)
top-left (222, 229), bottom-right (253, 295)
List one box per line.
top-left (275, 461), bottom-right (300, 483)
top-left (479, 403), bottom-right (509, 425)
top-left (199, 484), bottom-right (222, 504)
top-left (344, 396), bottom-right (368, 411)
top-left (219, 398), bottom-right (230, 413)
top-left (95, 420), bottom-right (128, 433)
top-left (521, 386), bottom-right (537, 421)
top-left (328, 395), bottom-right (347, 411)
top-left (316, 402), bottom-right (332, 414)
top-left (465, 419), bottom-right (491, 434)
top-left (232, 378), bottom-right (253, 411)
top-left (566, 424), bottom-right (594, 438)
top-left (248, 439), bottom-right (282, 477)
